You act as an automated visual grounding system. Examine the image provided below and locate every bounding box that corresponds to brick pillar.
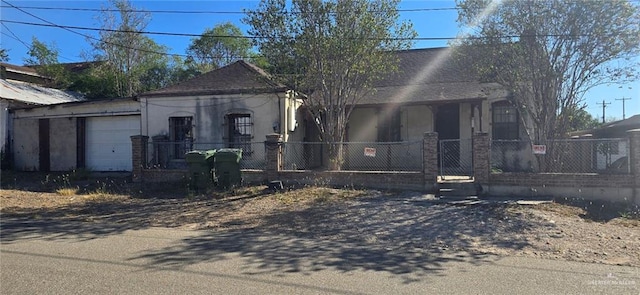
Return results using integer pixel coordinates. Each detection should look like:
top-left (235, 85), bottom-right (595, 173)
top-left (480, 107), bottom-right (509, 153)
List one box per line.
top-left (265, 133), bottom-right (283, 182)
top-left (423, 132), bottom-right (438, 191)
top-left (628, 129), bottom-right (640, 204)
top-left (131, 135), bottom-right (148, 183)
top-left (473, 133), bottom-right (490, 185)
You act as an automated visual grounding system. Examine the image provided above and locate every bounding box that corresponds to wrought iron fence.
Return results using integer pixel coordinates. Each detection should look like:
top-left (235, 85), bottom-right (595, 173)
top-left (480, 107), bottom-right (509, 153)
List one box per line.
top-left (146, 141), bottom-right (266, 170)
top-left (491, 138), bottom-right (630, 174)
top-left (282, 141), bottom-right (423, 172)
top-left (439, 139), bottom-right (473, 178)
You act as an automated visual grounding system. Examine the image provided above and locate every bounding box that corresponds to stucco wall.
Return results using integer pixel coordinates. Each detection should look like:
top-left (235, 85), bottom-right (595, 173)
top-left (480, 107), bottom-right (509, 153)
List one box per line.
top-left (141, 93), bottom-right (283, 144)
top-left (49, 117), bottom-right (77, 171)
top-left (13, 118), bottom-right (39, 171)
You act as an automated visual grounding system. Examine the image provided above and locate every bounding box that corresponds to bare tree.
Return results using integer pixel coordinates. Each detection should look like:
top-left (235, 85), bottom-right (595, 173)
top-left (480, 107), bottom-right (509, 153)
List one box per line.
top-left (92, 0), bottom-right (169, 97)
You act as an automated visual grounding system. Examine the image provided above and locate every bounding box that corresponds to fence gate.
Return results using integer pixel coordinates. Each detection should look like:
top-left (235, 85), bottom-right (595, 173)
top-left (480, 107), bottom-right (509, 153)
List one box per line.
top-left (439, 139), bottom-right (473, 180)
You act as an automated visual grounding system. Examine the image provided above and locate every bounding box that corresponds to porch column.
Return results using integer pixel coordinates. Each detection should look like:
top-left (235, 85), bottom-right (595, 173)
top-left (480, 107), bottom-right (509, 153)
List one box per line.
top-left (265, 133), bottom-right (283, 182)
top-left (628, 129), bottom-right (640, 204)
top-left (423, 132), bottom-right (438, 191)
top-left (473, 133), bottom-right (490, 187)
top-left (131, 135), bottom-right (148, 183)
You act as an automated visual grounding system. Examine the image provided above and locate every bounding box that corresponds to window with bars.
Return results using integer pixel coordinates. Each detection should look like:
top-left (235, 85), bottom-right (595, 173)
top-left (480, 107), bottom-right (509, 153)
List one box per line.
top-left (227, 113), bottom-right (253, 155)
top-left (492, 102), bottom-right (519, 140)
top-left (169, 116), bottom-right (193, 159)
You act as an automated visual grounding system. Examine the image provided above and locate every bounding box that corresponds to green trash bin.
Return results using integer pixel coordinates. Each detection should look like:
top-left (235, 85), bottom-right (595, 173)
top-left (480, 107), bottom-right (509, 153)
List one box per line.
top-left (213, 148), bottom-right (242, 189)
top-left (185, 150), bottom-right (216, 191)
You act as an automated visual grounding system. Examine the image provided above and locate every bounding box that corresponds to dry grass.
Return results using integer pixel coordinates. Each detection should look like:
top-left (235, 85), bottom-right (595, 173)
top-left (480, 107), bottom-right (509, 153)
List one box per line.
top-left (275, 187), bottom-right (367, 205)
top-left (56, 187), bottom-right (79, 196)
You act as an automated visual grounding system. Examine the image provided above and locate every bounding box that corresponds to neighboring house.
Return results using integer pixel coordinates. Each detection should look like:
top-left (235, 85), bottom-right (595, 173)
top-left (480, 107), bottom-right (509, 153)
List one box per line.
top-left (138, 60), bottom-right (304, 169)
top-left (345, 47), bottom-right (515, 174)
top-left (0, 62), bottom-right (51, 85)
top-left (568, 115), bottom-right (640, 172)
top-left (1, 63), bottom-right (85, 166)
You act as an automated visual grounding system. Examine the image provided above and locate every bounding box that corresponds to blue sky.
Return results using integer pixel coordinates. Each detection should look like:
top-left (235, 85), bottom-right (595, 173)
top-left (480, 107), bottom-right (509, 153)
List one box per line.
top-left (1, 0), bottom-right (637, 120)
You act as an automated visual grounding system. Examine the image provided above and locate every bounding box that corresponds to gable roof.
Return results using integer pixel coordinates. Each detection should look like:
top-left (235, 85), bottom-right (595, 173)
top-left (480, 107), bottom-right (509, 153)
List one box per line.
top-left (0, 79), bottom-right (84, 105)
top-left (140, 60), bottom-right (287, 98)
top-left (362, 47), bottom-right (505, 105)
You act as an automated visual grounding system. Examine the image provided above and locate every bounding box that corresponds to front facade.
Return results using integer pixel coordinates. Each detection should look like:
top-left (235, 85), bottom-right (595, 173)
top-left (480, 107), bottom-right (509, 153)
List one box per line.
top-left (138, 60), bottom-right (304, 169)
top-left (345, 48), bottom-right (519, 175)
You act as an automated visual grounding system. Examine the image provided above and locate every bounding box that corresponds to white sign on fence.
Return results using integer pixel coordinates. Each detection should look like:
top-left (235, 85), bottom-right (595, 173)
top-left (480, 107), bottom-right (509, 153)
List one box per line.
top-left (532, 144), bottom-right (547, 155)
top-left (364, 147), bottom-right (376, 157)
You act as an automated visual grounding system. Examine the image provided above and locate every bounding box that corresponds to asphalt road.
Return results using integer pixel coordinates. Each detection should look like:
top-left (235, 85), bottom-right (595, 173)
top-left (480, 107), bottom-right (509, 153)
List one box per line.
top-left (1, 219), bottom-right (638, 295)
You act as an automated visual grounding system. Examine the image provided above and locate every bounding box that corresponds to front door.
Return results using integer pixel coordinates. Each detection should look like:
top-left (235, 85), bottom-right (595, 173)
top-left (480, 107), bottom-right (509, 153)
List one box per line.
top-left (435, 104), bottom-right (460, 169)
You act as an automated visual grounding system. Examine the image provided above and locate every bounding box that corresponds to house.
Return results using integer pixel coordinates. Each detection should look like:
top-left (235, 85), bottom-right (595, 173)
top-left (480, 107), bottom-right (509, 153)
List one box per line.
top-left (138, 60), bottom-right (304, 169)
top-left (8, 49), bottom-right (519, 175)
top-left (8, 60), bottom-right (303, 172)
top-left (568, 115), bottom-right (640, 173)
top-left (345, 47), bottom-right (514, 174)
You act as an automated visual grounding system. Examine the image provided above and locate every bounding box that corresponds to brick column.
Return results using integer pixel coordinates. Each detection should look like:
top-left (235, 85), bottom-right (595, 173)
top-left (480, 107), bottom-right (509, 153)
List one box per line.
top-left (628, 129), bottom-right (640, 204)
top-left (423, 132), bottom-right (438, 191)
top-left (130, 135), bottom-right (148, 183)
top-left (473, 133), bottom-right (490, 186)
top-left (265, 133), bottom-right (283, 182)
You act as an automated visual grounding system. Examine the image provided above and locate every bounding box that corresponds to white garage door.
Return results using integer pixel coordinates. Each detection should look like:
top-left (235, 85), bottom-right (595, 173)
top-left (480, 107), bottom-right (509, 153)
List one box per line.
top-left (86, 116), bottom-right (140, 171)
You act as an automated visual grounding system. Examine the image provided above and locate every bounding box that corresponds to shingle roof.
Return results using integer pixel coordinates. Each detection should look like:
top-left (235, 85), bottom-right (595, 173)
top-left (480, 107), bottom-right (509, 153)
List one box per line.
top-left (140, 60), bottom-right (287, 98)
top-left (571, 114), bottom-right (640, 138)
top-left (363, 47), bottom-right (502, 105)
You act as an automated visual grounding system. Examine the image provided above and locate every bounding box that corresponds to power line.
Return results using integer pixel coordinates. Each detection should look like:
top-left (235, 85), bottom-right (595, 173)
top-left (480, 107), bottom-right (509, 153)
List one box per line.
top-left (0, 5), bottom-right (459, 14)
top-left (2, 19), bottom-right (611, 41)
top-left (1, 22), bottom-right (30, 49)
top-left (1, 23), bottom-right (76, 62)
top-left (2, 0), bottom-right (188, 58)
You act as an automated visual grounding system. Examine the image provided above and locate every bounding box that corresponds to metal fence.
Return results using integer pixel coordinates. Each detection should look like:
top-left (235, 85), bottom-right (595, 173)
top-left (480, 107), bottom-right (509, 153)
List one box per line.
top-left (282, 141), bottom-right (423, 172)
top-left (439, 139), bottom-right (473, 178)
top-left (146, 141), bottom-right (266, 170)
top-left (491, 138), bottom-right (630, 174)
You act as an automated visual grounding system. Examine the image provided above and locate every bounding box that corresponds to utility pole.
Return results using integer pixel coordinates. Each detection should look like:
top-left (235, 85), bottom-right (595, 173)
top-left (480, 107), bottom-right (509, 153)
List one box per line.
top-left (615, 97), bottom-right (631, 119)
top-left (596, 100), bottom-right (611, 123)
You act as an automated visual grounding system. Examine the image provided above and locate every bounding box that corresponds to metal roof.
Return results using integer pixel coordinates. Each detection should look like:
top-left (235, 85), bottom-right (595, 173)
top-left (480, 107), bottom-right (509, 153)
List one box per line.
top-left (0, 79), bottom-right (84, 105)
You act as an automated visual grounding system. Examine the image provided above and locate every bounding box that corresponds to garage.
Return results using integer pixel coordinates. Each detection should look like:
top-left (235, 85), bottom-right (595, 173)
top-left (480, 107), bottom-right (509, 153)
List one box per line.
top-left (86, 115), bottom-right (140, 171)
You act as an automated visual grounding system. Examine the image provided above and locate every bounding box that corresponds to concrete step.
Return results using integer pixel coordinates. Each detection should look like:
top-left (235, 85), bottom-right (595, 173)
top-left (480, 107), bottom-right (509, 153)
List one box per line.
top-left (438, 181), bottom-right (482, 197)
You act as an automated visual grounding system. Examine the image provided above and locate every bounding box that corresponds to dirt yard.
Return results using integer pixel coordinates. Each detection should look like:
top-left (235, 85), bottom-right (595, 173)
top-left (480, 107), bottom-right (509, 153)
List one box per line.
top-left (1, 171), bottom-right (639, 267)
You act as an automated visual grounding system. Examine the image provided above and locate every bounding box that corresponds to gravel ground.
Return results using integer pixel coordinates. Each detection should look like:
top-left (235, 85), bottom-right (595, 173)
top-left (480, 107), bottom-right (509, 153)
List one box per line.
top-left (1, 173), bottom-right (639, 267)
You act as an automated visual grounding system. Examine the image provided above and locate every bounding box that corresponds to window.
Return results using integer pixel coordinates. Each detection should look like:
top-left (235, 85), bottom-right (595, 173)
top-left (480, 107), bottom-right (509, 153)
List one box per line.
top-left (227, 113), bottom-right (253, 155)
top-left (377, 108), bottom-right (402, 142)
top-left (169, 117), bottom-right (193, 159)
top-left (492, 102), bottom-right (519, 140)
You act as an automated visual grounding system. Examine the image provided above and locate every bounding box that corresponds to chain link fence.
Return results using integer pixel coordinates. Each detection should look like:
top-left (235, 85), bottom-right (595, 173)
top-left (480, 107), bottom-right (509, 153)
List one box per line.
top-left (439, 139), bottom-right (473, 178)
top-left (282, 141), bottom-right (423, 172)
top-left (491, 138), bottom-right (630, 174)
top-left (146, 141), bottom-right (266, 170)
